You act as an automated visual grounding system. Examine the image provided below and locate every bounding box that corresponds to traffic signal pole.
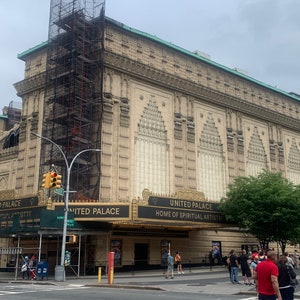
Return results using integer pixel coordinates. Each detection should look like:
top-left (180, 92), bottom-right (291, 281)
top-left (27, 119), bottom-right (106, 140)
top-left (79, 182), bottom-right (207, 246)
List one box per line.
top-left (31, 132), bottom-right (101, 281)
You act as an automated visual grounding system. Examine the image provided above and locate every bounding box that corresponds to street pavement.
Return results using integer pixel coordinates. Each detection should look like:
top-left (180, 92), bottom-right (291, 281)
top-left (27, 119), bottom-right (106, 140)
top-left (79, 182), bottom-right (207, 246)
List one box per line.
top-left (0, 265), bottom-right (300, 298)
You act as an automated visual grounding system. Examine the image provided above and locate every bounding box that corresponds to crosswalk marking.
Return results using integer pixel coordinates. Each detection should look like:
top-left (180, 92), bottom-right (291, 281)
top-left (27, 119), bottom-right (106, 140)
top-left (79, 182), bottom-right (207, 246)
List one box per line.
top-left (0, 284), bottom-right (89, 296)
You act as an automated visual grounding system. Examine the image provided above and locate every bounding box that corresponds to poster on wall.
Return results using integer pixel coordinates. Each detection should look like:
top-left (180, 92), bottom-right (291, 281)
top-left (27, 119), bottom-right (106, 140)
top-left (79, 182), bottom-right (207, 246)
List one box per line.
top-left (161, 240), bottom-right (170, 266)
top-left (211, 241), bottom-right (222, 264)
top-left (111, 240), bottom-right (122, 266)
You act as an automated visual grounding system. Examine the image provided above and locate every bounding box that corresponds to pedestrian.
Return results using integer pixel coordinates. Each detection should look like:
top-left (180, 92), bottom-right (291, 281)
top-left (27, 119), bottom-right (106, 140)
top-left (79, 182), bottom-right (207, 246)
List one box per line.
top-left (284, 252), bottom-right (295, 268)
top-left (165, 252), bottom-right (174, 279)
top-left (225, 253), bottom-right (231, 280)
top-left (29, 255), bottom-right (37, 280)
top-left (21, 256), bottom-right (29, 279)
top-left (175, 251), bottom-right (184, 274)
top-left (209, 248), bottom-right (214, 270)
top-left (278, 255), bottom-right (296, 300)
top-left (229, 249), bottom-right (240, 284)
top-left (250, 255), bottom-right (259, 286)
top-left (239, 249), bottom-right (252, 285)
top-left (251, 250), bottom-right (259, 260)
top-left (253, 250), bottom-right (282, 300)
top-left (294, 250), bottom-right (299, 269)
top-left (258, 250), bottom-right (267, 262)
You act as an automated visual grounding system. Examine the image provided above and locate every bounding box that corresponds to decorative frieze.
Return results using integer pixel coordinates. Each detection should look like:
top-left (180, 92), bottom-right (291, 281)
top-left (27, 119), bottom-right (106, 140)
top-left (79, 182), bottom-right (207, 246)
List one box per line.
top-left (104, 52), bottom-right (300, 132)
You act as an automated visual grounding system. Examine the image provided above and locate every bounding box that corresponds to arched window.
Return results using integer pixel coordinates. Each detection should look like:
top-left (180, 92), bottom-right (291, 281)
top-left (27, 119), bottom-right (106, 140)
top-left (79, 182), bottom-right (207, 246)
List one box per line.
top-left (3, 128), bottom-right (19, 149)
top-left (134, 97), bottom-right (170, 197)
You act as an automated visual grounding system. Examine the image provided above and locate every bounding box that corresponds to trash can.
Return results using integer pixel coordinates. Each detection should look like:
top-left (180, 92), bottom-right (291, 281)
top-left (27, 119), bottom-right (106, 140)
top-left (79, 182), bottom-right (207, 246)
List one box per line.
top-left (55, 265), bottom-right (65, 281)
top-left (37, 261), bottom-right (48, 280)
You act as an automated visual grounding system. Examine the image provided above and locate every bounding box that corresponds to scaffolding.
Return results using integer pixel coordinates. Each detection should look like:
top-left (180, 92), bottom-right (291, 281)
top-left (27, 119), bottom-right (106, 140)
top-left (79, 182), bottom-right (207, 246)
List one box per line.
top-left (41, 0), bottom-right (105, 201)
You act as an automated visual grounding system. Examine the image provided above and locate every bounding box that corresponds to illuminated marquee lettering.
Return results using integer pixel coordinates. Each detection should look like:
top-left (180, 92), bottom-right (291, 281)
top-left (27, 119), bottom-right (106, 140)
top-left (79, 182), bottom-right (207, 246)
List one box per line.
top-left (67, 205), bottom-right (128, 218)
top-left (148, 196), bottom-right (219, 211)
top-left (0, 197), bottom-right (38, 210)
top-left (0, 209), bottom-right (36, 220)
top-left (92, 207), bottom-right (120, 215)
top-left (138, 206), bottom-right (226, 224)
top-left (0, 200), bottom-right (22, 209)
top-left (169, 200), bottom-right (212, 210)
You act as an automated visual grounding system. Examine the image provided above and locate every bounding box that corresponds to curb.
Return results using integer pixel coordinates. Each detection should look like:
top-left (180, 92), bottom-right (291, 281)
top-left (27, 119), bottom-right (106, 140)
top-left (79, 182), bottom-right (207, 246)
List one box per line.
top-left (87, 283), bottom-right (164, 291)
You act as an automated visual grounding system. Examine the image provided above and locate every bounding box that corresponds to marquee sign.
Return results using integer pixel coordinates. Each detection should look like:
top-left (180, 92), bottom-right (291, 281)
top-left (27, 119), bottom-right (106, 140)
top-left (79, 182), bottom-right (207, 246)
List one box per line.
top-left (54, 204), bottom-right (130, 220)
top-left (0, 197), bottom-right (38, 210)
top-left (138, 206), bottom-right (225, 223)
top-left (137, 189), bottom-right (226, 225)
top-left (0, 197), bottom-right (40, 222)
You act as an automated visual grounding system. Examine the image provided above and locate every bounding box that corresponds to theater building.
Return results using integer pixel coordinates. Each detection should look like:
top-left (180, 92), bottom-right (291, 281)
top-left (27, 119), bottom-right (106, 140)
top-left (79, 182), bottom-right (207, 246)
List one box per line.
top-left (0, 0), bottom-right (300, 275)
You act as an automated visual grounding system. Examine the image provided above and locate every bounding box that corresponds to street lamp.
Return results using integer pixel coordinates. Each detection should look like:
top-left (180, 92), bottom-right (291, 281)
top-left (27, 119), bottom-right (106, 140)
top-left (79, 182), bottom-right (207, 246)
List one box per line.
top-left (32, 132), bottom-right (101, 281)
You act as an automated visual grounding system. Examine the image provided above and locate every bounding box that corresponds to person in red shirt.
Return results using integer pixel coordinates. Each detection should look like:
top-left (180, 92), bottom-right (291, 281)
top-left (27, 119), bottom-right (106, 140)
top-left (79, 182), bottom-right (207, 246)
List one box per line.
top-left (253, 250), bottom-right (282, 300)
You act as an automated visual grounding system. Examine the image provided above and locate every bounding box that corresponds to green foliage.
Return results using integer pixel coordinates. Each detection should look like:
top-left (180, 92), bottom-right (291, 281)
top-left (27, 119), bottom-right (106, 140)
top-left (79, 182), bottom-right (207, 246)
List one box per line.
top-left (220, 170), bottom-right (300, 252)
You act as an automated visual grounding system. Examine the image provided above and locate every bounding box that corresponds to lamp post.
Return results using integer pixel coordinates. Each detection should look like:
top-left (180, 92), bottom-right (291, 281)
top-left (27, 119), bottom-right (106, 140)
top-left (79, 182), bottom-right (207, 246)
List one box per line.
top-left (32, 132), bottom-right (101, 281)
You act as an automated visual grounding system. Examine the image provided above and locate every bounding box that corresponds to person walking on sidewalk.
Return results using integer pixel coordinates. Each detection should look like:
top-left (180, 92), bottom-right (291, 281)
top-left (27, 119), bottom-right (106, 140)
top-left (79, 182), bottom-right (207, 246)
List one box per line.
top-left (229, 249), bottom-right (240, 284)
top-left (21, 256), bottom-right (30, 280)
top-left (278, 255), bottom-right (296, 300)
top-left (175, 251), bottom-right (184, 274)
top-left (239, 249), bottom-right (252, 285)
top-left (165, 252), bottom-right (174, 279)
top-left (28, 255), bottom-right (37, 280)
top-left (253, 250), bottom-right (282, 300)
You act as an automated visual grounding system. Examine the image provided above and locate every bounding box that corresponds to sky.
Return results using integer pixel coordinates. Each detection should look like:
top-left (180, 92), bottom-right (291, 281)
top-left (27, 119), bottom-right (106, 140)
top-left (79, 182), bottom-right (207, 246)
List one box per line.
top-left (1, 0), bottom-right (300, 110)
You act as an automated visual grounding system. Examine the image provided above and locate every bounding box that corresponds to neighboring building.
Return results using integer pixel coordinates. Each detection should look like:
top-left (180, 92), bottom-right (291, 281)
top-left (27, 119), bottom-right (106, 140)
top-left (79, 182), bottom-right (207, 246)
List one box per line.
top-left (0, 0), bottom-right (300, 274)
top-left (0, 101), bottom-right (21, 133)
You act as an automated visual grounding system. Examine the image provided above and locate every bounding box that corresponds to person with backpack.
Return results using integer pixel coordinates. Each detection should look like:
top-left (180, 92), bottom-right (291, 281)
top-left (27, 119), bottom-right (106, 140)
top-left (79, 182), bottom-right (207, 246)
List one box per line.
top-left (278, 255), bottom-right (297, 300)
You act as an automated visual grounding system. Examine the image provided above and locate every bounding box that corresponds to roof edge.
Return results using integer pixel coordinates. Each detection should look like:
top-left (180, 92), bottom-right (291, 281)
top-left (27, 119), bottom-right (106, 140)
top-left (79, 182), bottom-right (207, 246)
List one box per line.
top-left (16, 16), bottom-right (300, 102)
top-left (106, 16), bottom-right (300, 102)
top-left (17, 41), bottom-right (48, 61)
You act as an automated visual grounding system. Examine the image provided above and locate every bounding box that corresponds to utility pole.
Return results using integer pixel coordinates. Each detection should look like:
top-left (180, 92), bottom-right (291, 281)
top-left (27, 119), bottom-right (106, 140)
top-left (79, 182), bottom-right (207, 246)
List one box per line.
top-left (32, 132), bottom-right (101, 281)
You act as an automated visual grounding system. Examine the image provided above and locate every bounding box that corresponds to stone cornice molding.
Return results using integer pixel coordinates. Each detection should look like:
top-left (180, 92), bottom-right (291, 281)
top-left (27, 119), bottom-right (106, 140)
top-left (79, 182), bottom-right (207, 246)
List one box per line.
top-left (14, 72), bottom-right (46, 97)
top-left (104, 52), bottom-right (300, 132)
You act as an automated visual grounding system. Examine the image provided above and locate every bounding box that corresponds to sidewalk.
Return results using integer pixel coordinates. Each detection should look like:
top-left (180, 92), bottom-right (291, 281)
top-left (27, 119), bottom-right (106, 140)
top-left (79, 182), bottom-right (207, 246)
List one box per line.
top-left (1, 266), bottom-right (300, 298)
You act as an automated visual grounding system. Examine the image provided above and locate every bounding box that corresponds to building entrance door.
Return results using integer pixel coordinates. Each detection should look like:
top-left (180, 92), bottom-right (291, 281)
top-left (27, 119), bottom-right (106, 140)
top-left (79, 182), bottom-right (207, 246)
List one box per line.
top-left (134, 243), bottom-right (148, 269)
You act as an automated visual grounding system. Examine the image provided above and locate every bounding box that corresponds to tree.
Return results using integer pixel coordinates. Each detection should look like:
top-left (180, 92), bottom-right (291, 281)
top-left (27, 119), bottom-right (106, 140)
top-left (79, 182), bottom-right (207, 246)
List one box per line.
top-left (220, 170), bottom-right (300, 253)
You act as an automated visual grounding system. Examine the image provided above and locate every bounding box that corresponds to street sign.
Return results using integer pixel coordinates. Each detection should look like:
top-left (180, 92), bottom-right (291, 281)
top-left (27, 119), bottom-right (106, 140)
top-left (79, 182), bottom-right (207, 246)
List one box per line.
top-left (54, 188), bottom-right (64, 196)
top-left (56, 216), bottom-right (74, 227)
top-left (67, 219), bottom-right (74, 227)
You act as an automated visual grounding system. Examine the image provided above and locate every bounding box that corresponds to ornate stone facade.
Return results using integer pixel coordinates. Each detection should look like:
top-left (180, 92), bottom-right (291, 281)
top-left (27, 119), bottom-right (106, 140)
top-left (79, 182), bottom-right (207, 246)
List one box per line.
top-left (1, 16), bottom-right (299, 269)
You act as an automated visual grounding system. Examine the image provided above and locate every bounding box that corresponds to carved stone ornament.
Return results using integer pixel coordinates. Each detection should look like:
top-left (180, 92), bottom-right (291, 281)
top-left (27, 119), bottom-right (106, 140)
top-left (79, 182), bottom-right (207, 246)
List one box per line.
top-left (0, 189), bottom-right (15, 200)
top-left (142, 188), bottom-right (207, 202)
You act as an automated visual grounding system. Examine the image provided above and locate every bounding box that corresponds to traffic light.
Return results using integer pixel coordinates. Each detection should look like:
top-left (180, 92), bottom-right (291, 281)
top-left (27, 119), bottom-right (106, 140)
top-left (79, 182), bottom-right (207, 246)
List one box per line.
top-left (49, 172), bottom-right (62, 188)
top-left (66, 235), bottom-right (78, 244)
top-left (41, 172), bottom-right (51, 188)
top-left (55, 174), bottom-right (62, 188)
